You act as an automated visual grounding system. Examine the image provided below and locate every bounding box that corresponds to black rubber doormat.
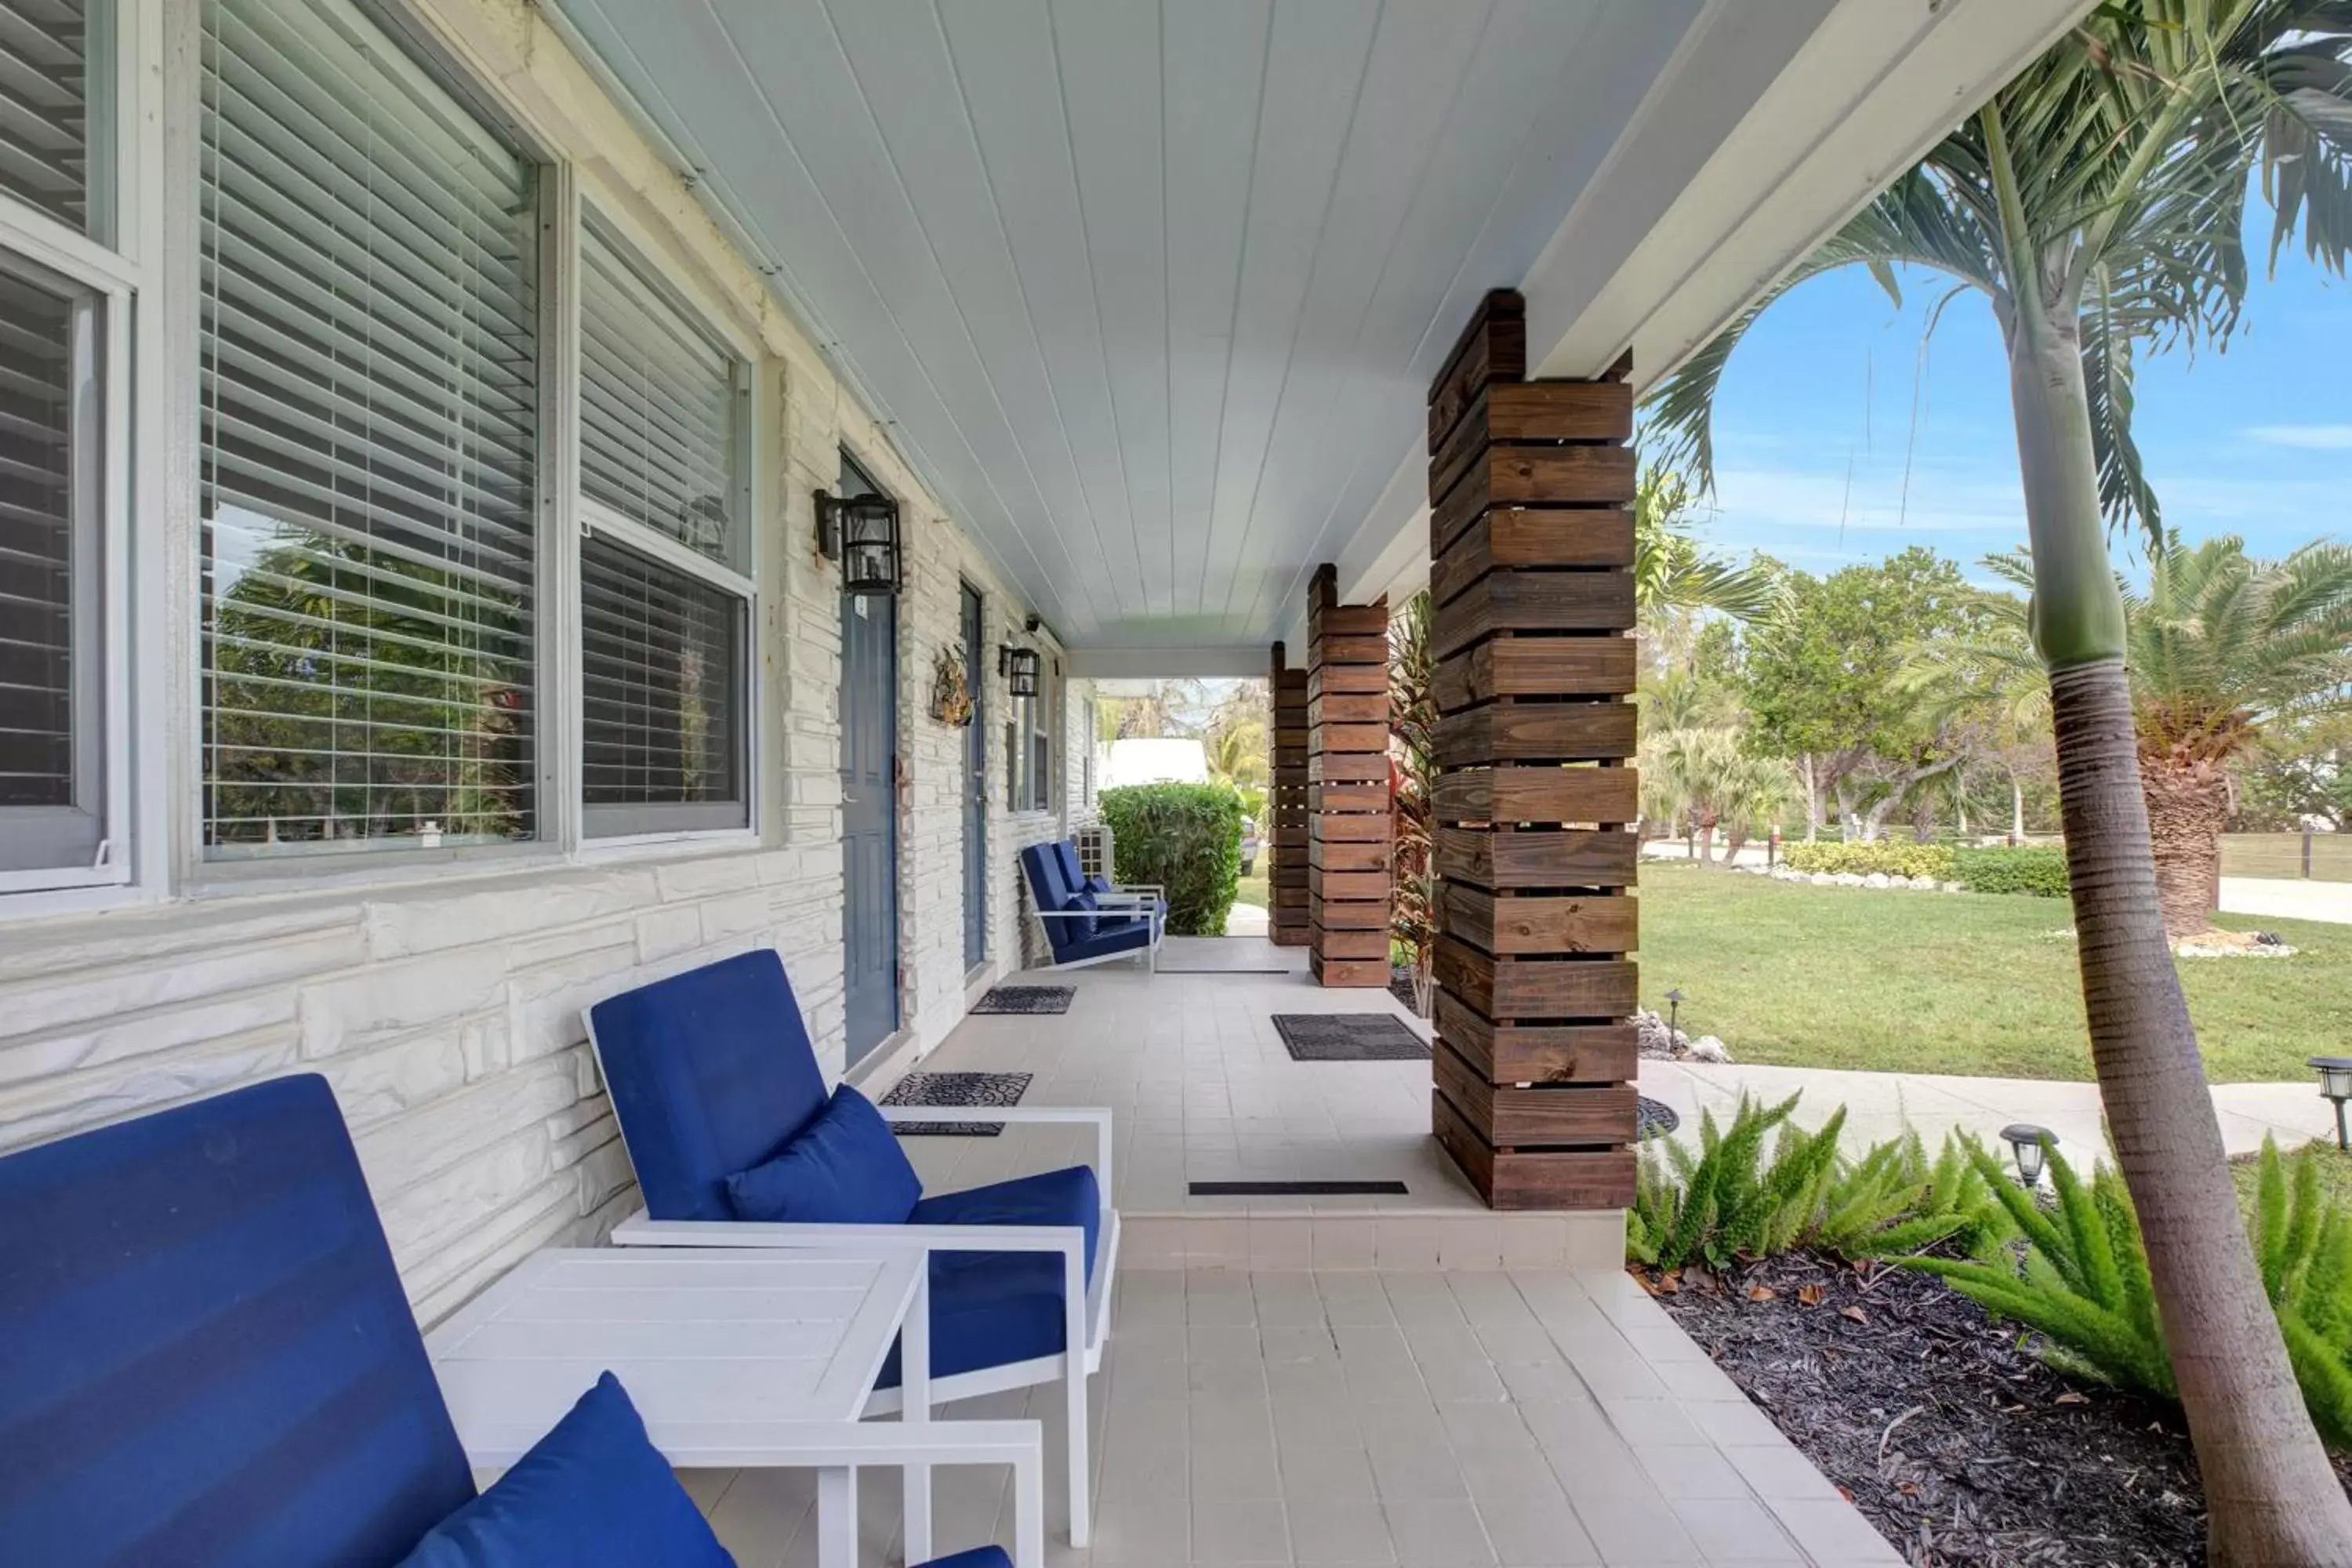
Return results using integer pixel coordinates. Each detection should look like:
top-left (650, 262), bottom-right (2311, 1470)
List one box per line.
top-left (971, 985), bottom-right (1074, 1015)
top-left (1638, 1096), bottom-right (1682, 1142)
top-left (1189, 1180), bottom-right (1410, 1196)
top-left (1271, 1013), bottom-right (1431, 1062)
top-left (881, 1071), bottom-right (1033, 1137)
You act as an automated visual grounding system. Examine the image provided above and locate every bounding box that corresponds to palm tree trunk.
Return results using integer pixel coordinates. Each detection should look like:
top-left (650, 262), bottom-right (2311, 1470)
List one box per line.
top-left (2011, 771), bottom-right (2026, 843)
top-left (2009, 312), bottom-right (2352, 1563)
top-left (2142, 746), bottom-right (2230, 938)
top-left (1802, 753), bottom-right (1820, 840)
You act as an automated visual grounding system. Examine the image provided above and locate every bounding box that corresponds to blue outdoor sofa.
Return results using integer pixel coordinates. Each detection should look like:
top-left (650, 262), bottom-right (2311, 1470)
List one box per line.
top-left (0, 1073), bottom-right (1019, 1568)
top-left (1018, 840), bottom-right (1164, 971)
top-left (586, 949), bottom-right (1121, 1548)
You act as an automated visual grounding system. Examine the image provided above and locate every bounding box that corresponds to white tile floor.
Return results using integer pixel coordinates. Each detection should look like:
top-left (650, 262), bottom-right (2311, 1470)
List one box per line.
top-left (681, 1268), bottom-right (1901, 1567)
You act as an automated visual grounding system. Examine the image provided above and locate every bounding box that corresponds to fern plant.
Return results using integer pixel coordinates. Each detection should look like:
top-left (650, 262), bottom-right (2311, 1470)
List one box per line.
top-left (1625, 1095), bottom-right (2006, 1272)
top-left (1900, 1141), bottom-right (2175, 1399)
top-left (2249, 1139), bottom-right (2352, 1448)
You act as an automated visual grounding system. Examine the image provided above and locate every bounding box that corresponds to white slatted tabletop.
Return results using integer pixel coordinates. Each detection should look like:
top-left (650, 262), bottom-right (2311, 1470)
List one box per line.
top-left (425, 1247), bottom-right (923, 1460)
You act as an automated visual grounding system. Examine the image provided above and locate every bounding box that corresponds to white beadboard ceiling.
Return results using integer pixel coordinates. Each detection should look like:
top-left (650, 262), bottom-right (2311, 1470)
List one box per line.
top-left (548, 0), bottom-right (2087, 659)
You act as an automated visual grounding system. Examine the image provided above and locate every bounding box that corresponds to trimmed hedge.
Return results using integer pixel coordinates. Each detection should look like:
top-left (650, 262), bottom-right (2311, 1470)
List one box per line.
top-left (1780, 840), bottom-right (1955, 881)
top-left (1953, 845), bottom-right (2070, 898)
top-left (1098, 782), bottom-right (1243, 935)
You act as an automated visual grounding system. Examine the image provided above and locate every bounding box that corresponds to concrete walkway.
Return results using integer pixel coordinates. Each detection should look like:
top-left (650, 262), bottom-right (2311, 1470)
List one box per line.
top-left (1639, 1058), bottom-right (2340, 1165)
top-left (2221, 876), bottom-right (2352, 926)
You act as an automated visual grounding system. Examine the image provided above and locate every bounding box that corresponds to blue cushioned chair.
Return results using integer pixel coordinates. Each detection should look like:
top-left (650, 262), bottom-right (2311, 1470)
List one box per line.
top-left (1020, 841), bottom-right (1163, 971)
top-left (0, 1076), bottom-right (1029, 1568)
top-left (586, 951), bottom-right (1120, 1549)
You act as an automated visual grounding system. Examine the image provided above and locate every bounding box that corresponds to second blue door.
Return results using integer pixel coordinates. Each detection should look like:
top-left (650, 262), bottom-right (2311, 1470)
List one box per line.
top-left (838, 454), bottom-right (899, 1066)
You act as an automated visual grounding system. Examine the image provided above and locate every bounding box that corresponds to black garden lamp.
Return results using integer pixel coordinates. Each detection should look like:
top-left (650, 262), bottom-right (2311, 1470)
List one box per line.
top-left (1664, 987), bottom-right (1683, 1043)
top-left (2001, 1123), bottom-right (2056, 1187)
top-left (999, 644), bottom-right (1040, 698)
top-left (2310, 1058), bottom-right (2352, 1152)
top-left (815, 489), bottom-right (902, 596)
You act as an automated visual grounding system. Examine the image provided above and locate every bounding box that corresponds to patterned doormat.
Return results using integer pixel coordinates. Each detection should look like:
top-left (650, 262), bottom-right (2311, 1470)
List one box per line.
top-left (880, 1071), bottom-right (1033, 1137)
top-left (970, 985), bottom-right (1074, 1015)
top-left (1272, 1013), bottom-right (1431, 1062)
top-left (1638, 1096), bottom-right (1681, 1142)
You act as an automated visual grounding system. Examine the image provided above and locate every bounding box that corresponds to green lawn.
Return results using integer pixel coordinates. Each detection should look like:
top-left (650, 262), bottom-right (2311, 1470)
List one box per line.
top-left (1639, 863), bottom-right (2352, 1083)
top-left (1233, 868), bottom-right (1269, 909)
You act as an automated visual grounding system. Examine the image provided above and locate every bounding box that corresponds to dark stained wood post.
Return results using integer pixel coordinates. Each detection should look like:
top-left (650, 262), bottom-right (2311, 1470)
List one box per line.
top-left (1267, 642), bottom-right (1311, 946)
top-left (1306, 566), bottom-right (1390, 985)
top-left (1425, 289), bottom-right (1640, 1209)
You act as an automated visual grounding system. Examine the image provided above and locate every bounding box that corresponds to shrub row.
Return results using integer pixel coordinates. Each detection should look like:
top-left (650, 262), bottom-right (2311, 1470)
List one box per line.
top-left (1780, 840), bottom-right (1955, 880)
top-left (1951, 845), bottom-right (2071, 897)
top-left (1097, 782), bottom-right (1242, 935)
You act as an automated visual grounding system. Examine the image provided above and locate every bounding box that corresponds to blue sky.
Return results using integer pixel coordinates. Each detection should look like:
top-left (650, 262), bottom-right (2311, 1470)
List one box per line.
top-left (1682, 226), bottom-right (2350, 586)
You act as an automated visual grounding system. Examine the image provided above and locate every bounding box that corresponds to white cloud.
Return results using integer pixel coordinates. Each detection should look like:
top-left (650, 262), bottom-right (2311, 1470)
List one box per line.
top-left (2243, 425), bottom-right (2352, 449)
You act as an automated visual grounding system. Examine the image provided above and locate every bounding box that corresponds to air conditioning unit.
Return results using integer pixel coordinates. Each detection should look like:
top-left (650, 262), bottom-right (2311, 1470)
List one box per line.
top-left (1073, 823), bottom-right (1114, 881)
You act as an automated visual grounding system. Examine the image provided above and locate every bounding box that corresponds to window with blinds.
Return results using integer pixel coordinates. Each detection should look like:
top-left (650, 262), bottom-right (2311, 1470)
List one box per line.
top-left (0, 0), bottom-right (106, 238)
top-left (580, 536), bottom-right (742, 828)
top-left (0, 258), bottom-right (100, 870)
top-left (198, 0), bottom-right (540, 856)
top-left (579, 212), bottom-right (746, 569)
top-left (577, 211), bottom-right (750, 837)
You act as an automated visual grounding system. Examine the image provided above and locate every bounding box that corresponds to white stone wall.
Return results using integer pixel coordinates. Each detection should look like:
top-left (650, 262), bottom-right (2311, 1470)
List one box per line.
top-left (0, 0), bottom-right (1077, 1326)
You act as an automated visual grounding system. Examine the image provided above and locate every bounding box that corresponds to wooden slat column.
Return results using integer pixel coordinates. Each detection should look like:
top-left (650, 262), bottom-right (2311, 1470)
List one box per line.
top-left (1425, 289), bottom-right (1640, 1210)
top-left (1306, 565), bottom-right (1389, 986)
top-left (1268, 642), bottom-right (1310, 947)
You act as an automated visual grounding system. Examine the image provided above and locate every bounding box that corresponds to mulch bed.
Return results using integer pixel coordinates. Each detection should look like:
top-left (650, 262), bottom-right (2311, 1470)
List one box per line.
top-left (1646, 1250), bottom-right (2352, 1565)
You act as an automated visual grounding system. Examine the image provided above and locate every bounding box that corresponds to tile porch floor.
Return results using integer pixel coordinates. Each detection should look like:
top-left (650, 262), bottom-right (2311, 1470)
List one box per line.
top-left (682, 1267), bottom-right (1902, 1567)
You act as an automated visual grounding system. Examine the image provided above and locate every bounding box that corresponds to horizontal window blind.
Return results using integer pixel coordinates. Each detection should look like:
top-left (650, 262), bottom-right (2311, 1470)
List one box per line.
top-left (0, 263), bottom-right (75, 811)
top-left (581, 535), bottom-right (742, 821)
top-left (0, 0), bottom-right (91, 231)
top-left (579, 212), bottom-right (741, 565)
top-left (199, 0), bottom-right (539, 855)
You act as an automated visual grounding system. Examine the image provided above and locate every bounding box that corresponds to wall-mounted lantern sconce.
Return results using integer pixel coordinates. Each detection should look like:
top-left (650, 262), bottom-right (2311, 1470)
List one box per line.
top-left (999, 644), bottom-right (1040, 698)
top-left (815, 489), bottom-right (902, 596)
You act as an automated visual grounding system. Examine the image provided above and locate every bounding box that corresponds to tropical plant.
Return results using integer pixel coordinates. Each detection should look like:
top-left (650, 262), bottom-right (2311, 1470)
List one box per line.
top-left (1388, 591), bottom-right (1437, 1012)
top-left (1633, 466), bottom-right (1783, 622)
top-left (1908, 1137), bottom-right (2352, 1450)
top-left (1626, 1095), bottom-right (2010, 1271)
top-left (1645, 4), bottom-right (2352, 1547)
top-left (1203, 717), bottom-right (1270, 791)
top-left (1954, 541), bottom-right (2352, 932)
top-left (1640, 724), bottom-right (1793, 865)
top-left (1097, 782), bottom-right (1243, 935)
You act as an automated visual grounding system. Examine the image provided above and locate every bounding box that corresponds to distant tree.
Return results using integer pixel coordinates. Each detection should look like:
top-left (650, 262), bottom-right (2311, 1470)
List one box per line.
top-left (2237, 711), bottom-right (2352, 832)
top-left (1388, 591), bottom-right (1437, 1011)
top-left (1740, 548), bottom-right (1981, 840)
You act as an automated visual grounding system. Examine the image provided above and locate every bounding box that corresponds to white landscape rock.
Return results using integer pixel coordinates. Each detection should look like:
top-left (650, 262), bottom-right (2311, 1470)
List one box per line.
top-left (1686, 1035), bottom-right (1731, 1064)
top-left (1862, 872), bottom-right (1893, 889)
top-left (1812, 872), bottom-right (1836, 885)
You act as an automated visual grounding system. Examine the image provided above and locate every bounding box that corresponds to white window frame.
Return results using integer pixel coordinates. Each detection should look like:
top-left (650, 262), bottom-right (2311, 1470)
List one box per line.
top-left (182, 0), bottom-right (562, 883)
top-left (568, 192), bottom-right (760, 848)
top-left (0, 0), bottom-right (143, 900)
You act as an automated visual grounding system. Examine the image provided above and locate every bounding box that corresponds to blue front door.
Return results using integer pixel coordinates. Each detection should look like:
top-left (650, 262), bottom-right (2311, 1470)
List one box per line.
top-left (838, 456), bottom-right (899, 1065)
top-left (960, 583), bottom-right (988, 973)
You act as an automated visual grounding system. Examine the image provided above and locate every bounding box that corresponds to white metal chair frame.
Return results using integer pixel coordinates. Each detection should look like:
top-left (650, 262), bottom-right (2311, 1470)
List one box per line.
top-left (593, 1058), bottom-right (1119, 1552)
top-left (1033, 887), bottom-right (1164, 973)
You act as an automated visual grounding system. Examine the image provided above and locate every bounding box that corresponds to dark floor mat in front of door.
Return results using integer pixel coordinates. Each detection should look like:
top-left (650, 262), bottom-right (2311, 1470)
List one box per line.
top-left (882, 1071), bottom-right (1033, 1137)
top-left (970, 985), bottom-right (1074, 1015)
top-left (1638, 1096), bottom-right (1682, 1142)
top-left (1271, 1013), bottom-right (1431, 1062)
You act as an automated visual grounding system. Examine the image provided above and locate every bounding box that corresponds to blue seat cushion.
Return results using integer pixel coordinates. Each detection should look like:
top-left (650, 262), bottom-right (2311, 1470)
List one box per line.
top-left (918, 1550), bottom-right (1013, 1568)
top-left (397, 1373), bottom-right (733, 1567)
top-left (1051, 916), bottom-right (1154, 964)
top-left (880, 1166), bottom-right (1103, 1388)
top-left (725, 1085), bottom-right (923, 1225)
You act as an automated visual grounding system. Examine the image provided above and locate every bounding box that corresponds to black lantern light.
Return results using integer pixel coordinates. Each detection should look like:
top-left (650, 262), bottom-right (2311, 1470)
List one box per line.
top-left (2001, 1123), bottom-right (2056, 1187)
top-left (999, 644), bottom-right (1040, 698)
top-left (2311, 1058), bottom-right (2352, 1152)
top-left (1663, 987), bottom-right (1684, 1045)
top-left (815, 489), bottom-right (902, 596)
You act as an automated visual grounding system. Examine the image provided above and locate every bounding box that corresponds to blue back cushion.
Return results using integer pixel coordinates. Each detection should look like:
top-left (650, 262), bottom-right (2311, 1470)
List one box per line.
top-left (1050, 840), bottom-right (1088, 894)
top-left (589, 950), bottom-right (830, 1222)
top-left (396, 1372), bottom-right (733, 1567)
top-left (724, 1086), bottom-right (923, 1225)
top-left (1020, 844), bottom-right (1087, 955)
top-left (0, 1075), bottom-right (475, 1567)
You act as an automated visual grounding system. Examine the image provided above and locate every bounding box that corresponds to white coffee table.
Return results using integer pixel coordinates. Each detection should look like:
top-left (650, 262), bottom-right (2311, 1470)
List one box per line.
top-left (426, 1247), bottom-right (1033, 1568)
